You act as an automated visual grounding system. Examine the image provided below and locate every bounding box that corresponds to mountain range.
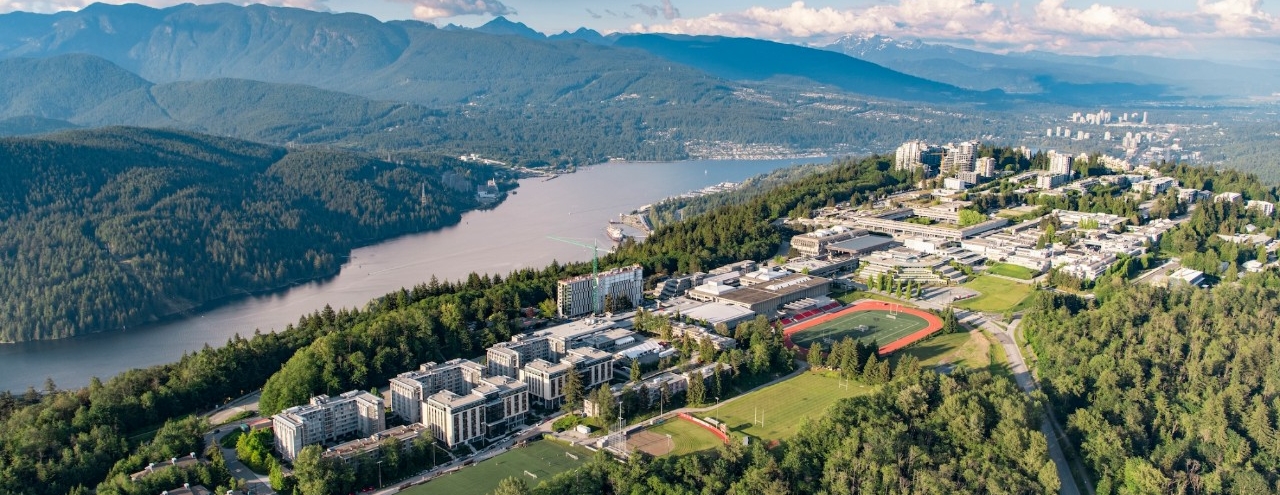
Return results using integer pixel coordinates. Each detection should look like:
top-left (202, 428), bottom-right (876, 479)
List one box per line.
top-left (824, 34), bottom-right (1280, 99)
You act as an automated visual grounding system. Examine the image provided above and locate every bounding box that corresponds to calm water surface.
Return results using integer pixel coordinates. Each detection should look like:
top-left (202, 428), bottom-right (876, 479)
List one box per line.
top-left (0, 158), bottom-right (823, 392)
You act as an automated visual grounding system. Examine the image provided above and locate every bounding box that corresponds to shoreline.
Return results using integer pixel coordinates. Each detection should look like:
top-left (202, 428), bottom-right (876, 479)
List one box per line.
top-left (2, 195), bottom-right (514, 345)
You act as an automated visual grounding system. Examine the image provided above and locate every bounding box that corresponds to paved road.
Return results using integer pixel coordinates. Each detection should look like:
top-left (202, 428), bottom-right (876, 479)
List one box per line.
top-left (983, 317), bottom-right (1091, 495)
top-left (206, 425), bottom-right (276, 495)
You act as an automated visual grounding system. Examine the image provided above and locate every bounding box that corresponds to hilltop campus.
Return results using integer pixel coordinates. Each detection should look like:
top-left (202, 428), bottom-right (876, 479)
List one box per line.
top-left (249, 138), bottom-right (1280, 484)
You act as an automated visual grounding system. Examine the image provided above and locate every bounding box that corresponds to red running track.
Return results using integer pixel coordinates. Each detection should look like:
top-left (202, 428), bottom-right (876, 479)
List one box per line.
top-left (782, 300), bottom-right (944, 356)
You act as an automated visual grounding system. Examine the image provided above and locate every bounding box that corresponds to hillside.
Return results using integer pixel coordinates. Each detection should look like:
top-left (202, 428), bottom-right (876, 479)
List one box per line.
top-left (0, 127), bottom-right (485, 342)
top-left (0, 54), bottom-right (1015, 166)
top-left (825, 34), bottom-right (1280, 100)
top-left (612, 33), bottom-right (991, 104)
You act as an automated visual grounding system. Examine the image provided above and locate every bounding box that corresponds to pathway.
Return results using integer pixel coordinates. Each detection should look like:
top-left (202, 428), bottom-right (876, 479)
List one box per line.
top-left (982, 317), bottom-right (1092, 495)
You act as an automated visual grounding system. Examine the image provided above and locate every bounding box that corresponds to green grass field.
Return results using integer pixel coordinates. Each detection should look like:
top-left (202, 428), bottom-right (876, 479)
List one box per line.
top-left (789, 309), bottom-right (930, 350)
top-left (987, 263), bottom-right (1038, 280)
top-left (894, 331), bottom-right (990, 369)
top-left (402, 440), bottom-right (591, 495)
top-left (647, 418), bottom-right (725, 456)
top-left (954, 276), bottom-right (1034, 313)
top-left (706, 372), bottom-right (873, 441)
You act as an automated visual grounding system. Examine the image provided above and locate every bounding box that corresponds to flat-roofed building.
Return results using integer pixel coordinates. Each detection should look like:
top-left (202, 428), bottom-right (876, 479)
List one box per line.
top-left (557, 264), bottom-right (644, 318)
top-left (713, 273), bottom-right (831, 315)
top-left (273, 391), bottom-right (386, 460)
top-left (976, 157), bottom-right (996, 177)
top-left (565, 347), bottom-right (613, 391)
top-left (423, 390), bottom-right (486, 448)
top-left (789, 226), bottom-right (862, 256)
top-left (1247, 200), bottom-right (1274, 216)
top-left (1134, 177), bottom-right (1177, 195)
top-left (520, 359), bottom-right (572, 409)
top-left (486, 335), bottom-right (553, 379)
top-left (472, 376), bottom-right (530, 438)
top-left (826, 234), bottom-right (899, 256)
top-left (323, 424), bottom-right (430, 463)
top-left (389, 359), bottom-right (485, 423)
top-left (781, 255), bottom-right (858, 278)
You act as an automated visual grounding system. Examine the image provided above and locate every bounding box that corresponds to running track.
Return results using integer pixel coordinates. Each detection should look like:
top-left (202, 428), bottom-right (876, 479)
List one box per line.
top-left (782, 300), bottom-right (944, 356)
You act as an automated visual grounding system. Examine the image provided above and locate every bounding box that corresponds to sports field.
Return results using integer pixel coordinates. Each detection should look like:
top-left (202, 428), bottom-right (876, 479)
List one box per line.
top-left (707, 371), bottom-right (872, 441)
top-left (954, 276), bottom-right (1034, 313)
top-left (788, 308), bottom-right (929, 350)
top-left (646, 418), bottom-right (724, 456)
top-left (403, 439), bottom-right (591, 495)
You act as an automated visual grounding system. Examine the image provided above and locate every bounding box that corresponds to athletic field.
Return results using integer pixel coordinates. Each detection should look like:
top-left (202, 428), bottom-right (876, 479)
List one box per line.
top-left (403, 439), bottom-right (590, 495)
top-left (784, 300), bottom-right (944, 355)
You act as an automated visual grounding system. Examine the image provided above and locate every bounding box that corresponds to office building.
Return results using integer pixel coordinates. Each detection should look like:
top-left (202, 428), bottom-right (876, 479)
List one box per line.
top-left (273, 391), bottom-right (386, 460)
top-left (789, 226), bottom-right (861, 256)
top-left (557, 264), bottom-right (643, 317)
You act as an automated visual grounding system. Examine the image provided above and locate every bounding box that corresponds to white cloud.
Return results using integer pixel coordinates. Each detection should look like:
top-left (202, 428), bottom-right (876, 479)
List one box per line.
top-left (1034, 0), bottom-right (1180, 39)
top-left (0, 0), bottom-right (329, 13)
top-left (630, 0), bottom-right (1280, 55)
top-left (398, 0), bottom-right (514, 20)
top-left (1196, 0), bottom-right (1279, 36)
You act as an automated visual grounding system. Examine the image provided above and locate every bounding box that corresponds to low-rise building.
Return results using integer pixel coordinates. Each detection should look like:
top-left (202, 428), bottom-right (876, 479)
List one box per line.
top-left (130, 453), bottom-right (200, 482)
top-left (789, 226), bottom-right (862, 256)
top-left (273, 391), bottom-right (386, 460)
top-left (859, 247), bottom-right (967, 285)
top-left (1246, 200), bottom-right (1275, 216)
top-left (1215, 192), bottom-right (1243, 203)
top-left (323, 424), bottom-right (430, 463)
top-left (1133, 177), bottom-right (1177, 195)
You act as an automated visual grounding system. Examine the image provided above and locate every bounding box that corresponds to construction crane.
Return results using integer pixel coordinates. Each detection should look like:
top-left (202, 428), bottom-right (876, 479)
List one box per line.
top-left (548, 236), bottom-right (612, 314)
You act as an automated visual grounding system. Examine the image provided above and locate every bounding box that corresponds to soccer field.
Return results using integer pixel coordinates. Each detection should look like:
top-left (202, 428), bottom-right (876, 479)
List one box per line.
top-left (788, 309), bottom-right (930, 350)
top-left (402, 440), bottom-right (591, 495)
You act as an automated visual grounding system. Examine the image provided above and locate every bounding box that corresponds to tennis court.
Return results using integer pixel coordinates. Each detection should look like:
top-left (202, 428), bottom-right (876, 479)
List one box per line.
top-left (784, 300), bottom-right (944, 355)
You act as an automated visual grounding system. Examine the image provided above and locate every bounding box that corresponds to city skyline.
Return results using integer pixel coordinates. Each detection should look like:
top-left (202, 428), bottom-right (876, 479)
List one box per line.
top-left (2, 0), bottom-right (1278, 60)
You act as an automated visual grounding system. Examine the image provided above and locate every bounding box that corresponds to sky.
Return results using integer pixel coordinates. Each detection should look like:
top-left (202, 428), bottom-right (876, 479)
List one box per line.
top-left (3, 0), bottom-right (1279, 60)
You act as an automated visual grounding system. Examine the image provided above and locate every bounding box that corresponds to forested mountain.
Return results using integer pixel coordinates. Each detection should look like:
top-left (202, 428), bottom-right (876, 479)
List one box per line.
top-left (613, 34), bottom-right (989, 104)
top-left (0, 53), bottom-right (1017, 166)
top-left (824, 34), bottom-right (1280, 100)
top-left (0, 3), bottom-right (733, 108)
top-left (0, 126), bottom-right (486, 342)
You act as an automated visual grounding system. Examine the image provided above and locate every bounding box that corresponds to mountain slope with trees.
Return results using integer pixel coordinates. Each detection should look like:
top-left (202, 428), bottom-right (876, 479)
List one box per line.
top-left (0, 126), bottom-right (484, 342)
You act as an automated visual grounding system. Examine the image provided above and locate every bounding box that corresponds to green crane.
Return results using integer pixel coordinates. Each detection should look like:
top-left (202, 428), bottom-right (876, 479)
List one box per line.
top-left (548, 236), bottom-right (612, 314)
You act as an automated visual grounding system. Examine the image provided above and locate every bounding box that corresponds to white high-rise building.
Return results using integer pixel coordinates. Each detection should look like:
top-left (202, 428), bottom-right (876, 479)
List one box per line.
top-left (1048, 151), bottom-right (1073, 176)
top-left (556, 264), bottom-right (643, 317)
top-left (975, 157), bottom-right (996, 177)
top-left (273, 391), bottom-right (386, 460)
top-left (942, 141), bottom-right (978, 175)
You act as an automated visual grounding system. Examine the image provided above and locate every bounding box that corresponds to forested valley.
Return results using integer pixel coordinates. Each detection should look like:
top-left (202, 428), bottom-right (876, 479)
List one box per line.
top-left (2, 151), bottom-right (1277, 494)
top-left (0, 126), bottom-right (490, 342)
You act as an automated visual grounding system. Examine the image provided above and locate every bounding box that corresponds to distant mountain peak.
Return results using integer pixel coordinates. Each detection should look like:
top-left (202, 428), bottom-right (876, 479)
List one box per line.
top-left (548, 27), bottom-right (607, 45)
top-left (475, 16), bottom-right (544, 39)
top-left (829, 33), bottom-right (927, 56)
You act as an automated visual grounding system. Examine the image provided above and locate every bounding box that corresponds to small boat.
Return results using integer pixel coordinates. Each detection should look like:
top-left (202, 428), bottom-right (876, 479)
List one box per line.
top-left (606, 225), bottom-right (627, 242)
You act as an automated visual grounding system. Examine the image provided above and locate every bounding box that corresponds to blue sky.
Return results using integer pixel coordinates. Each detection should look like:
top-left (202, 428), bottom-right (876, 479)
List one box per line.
top-left (5, 1), bottom-right (1279, 59)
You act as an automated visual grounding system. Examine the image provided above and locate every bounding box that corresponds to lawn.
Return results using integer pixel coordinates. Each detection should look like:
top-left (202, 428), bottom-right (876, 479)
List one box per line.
top-left (894, 330), bottom-right (991, 369)
top-left (706, 372), bottom-right (873, 442)
top-left (834, 290), bottom-right (913, 306)
top-left (788, 309), bottom-right (931, 350)
top-left (647, 418), bottom-right (725, 456)
top-left (986, 263), bottom-right (1038, 280)
top-left (954, 276), bottom-right (1034, 313)
top-left (403, 439), bottom-right (591, 495)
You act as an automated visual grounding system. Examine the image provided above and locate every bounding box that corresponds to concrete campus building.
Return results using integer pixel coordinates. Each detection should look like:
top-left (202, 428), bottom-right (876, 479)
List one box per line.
top-left (557, 264), bottom-right (644, 317)
top-left (273, 391), bottom-right (386, 460)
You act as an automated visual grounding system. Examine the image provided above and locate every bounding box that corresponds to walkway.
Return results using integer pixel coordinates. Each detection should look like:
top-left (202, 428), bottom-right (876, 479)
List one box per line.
top-left (981, 316), bottom-right (1092, 495)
